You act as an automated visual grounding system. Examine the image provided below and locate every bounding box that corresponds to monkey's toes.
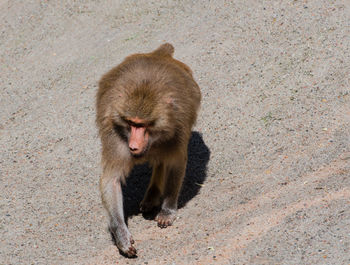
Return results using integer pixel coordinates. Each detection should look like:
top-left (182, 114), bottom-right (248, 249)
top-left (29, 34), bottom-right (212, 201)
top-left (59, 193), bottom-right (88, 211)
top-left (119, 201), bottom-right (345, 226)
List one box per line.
top-left (157, 219), bottom-right (171, 228)
top-left (125, 245), bottom-right (137, 257)
top-left (116, 235), bottom-right (137, 258)
top-left (155, 211), bottom-right (176, 228)
top-left (120, 242), bottom-right (137, 258)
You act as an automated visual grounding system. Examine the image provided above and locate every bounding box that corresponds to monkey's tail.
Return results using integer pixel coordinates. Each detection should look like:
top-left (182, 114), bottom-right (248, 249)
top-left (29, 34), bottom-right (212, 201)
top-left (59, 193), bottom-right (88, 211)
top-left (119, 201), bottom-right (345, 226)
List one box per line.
top-left (153, 43), bottom-right (174, 57)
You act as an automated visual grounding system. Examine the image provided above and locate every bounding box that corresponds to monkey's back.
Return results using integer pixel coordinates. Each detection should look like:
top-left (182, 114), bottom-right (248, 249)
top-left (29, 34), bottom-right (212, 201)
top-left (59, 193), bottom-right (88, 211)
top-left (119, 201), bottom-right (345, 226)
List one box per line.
top-left (97, 44), bottom-right (201, 135)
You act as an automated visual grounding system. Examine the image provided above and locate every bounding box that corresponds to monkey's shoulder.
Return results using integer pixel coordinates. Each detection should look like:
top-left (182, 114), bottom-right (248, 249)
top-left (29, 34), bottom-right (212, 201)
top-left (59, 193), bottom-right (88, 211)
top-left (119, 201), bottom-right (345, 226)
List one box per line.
top-left (98, 53), bottom-right (200, 108)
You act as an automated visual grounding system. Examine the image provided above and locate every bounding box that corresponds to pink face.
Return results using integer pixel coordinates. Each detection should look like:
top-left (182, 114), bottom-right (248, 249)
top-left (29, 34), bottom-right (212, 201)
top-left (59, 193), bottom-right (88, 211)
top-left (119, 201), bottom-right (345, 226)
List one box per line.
top-left (127, 117), bottom-right (149, 156)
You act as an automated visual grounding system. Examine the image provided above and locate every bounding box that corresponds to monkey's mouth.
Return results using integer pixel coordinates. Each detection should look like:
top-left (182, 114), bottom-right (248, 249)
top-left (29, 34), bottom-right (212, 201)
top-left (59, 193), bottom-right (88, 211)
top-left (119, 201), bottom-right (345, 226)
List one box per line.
top-left (131, 152), bottom-right (144, 159)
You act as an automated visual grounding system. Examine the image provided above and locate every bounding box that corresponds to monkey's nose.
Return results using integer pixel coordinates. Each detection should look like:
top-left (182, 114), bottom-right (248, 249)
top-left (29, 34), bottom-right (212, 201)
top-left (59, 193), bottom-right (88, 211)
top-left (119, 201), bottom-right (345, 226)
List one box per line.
top-left (129, 147), bottom-right (143, 156)
top-left (129, 147), bottom-right (138, 152)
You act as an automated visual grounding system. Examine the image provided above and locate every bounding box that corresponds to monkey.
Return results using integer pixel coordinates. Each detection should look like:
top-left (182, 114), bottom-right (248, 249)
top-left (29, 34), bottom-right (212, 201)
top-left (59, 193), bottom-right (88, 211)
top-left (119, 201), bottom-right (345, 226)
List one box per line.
top-left (96, 43), bottom-right (201, 257)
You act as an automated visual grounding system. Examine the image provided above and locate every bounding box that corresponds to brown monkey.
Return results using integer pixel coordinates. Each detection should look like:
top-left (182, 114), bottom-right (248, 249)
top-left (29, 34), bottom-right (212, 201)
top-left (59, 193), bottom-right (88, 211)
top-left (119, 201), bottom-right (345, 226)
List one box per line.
top-left (96, 43), bottom-right (201, 257)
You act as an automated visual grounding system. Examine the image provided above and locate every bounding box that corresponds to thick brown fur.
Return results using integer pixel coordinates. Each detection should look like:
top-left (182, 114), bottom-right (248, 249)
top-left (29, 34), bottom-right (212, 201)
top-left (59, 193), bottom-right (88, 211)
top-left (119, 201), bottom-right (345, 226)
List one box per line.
top-left (96, 43), bottom-right (201, 257)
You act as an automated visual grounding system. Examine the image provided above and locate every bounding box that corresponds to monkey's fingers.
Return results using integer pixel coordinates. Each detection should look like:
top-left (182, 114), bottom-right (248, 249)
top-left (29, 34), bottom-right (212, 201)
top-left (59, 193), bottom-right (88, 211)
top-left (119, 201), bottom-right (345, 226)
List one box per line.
top-left (125, 245), bottom-right (137, 257)
top-left (119, 242), bottom-right (137, 258)
top-left (157, 220), bottom-right (171, 228)
top-left (125, 237), bottom-right (137, 257)
top-left (116, 235), bottom-right (137, 258)
top-left (155, 211), bottom-right (176, 228)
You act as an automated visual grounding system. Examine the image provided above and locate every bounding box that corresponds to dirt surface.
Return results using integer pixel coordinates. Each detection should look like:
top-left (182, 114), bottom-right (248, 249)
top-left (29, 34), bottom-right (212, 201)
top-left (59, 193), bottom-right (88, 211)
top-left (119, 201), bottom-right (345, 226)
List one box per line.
top-left (1, 1), bottom-right (350, 264)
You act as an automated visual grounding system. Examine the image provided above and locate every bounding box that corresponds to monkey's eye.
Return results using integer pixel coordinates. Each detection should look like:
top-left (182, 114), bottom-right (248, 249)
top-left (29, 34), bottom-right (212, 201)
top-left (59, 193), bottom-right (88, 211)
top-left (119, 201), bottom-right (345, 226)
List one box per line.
top-left (132, 123), bottom-right (145, 128)
top-left (148, 120), bottom-right (155, 127)
top-left (113, 122), bottom-right (128, 141)
top-left (125, 118), bottom-right (154, 128)
top-left (113, 122), bottom-right (123, 132)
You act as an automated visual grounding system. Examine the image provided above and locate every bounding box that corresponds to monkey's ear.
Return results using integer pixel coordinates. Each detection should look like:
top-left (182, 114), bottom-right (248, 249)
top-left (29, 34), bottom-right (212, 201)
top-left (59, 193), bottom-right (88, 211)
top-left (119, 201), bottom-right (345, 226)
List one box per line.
top-left (164, 96), bottom-right (178, 110)
top-left (165, 97), bottom-right (174, 105)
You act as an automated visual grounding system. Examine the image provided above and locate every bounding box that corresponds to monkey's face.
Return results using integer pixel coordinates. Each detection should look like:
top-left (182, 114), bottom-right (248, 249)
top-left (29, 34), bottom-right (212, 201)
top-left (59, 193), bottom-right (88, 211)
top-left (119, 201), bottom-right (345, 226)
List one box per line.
top-left (113, 116), bottom-right (154, 158)
top-left (127, 117), bottom-right (150, 157)
top-left (110, 87), bottom-right (177, 158)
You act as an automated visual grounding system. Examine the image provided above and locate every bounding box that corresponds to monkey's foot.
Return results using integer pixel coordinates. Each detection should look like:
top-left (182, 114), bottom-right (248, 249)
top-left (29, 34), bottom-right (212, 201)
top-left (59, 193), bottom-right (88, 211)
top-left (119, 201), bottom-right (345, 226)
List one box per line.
top-left (140, 187), bottom-right (161, 213)
top-left (155, 209), bottom-right (177, 228)
top-left (140, 198), bottom-right (160, 213)
top-left (110, 226), bottom-right (137, 258)
top-left (118, 238), bottom-right (137, 258)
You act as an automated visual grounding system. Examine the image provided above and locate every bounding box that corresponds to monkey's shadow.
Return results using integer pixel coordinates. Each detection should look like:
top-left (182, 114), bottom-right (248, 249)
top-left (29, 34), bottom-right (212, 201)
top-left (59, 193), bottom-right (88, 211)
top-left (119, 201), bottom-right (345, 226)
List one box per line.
top-left (122, 131), bottom-right (210, 220)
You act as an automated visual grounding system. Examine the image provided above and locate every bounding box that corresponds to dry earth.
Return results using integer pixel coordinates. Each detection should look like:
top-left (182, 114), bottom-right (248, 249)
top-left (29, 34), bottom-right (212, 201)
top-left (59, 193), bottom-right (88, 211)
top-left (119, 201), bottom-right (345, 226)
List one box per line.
top-left (1, 1), bottom-right (350, 264)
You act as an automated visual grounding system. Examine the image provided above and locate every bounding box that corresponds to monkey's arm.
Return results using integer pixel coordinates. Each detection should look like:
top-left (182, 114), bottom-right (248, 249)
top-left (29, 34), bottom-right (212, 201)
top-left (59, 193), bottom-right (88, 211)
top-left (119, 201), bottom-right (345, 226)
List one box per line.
top-left (100, 172), bottom-right (136, 257)
top-left (156, 155), bottom-right (187, 228)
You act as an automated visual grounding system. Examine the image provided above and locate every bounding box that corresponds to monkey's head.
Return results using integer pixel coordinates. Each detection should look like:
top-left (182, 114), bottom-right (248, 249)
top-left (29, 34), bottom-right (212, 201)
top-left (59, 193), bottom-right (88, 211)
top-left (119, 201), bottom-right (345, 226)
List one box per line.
top-left (110, 84), bottom-right (177, 158)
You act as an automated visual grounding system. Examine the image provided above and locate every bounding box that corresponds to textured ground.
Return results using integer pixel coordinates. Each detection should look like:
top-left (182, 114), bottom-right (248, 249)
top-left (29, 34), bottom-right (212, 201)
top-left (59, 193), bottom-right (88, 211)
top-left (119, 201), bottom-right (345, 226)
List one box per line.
top-left (1, 1), bottom-right (349, 264)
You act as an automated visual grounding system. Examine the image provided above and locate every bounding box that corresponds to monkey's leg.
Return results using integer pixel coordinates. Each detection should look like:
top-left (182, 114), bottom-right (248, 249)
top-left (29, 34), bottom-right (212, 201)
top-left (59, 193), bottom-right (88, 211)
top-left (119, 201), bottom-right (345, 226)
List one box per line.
top-left (140, 163), bottom-right (165, 213)
top-left (156, 158), bottom-right (186, 228)
top-left (100, 173), bottom-right (136, 257)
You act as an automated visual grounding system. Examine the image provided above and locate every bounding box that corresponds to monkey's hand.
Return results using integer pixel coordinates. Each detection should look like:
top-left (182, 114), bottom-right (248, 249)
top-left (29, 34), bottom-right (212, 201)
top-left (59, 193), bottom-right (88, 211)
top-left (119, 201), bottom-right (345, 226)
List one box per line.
top-left (110, 224), bottom-right (137, 258)
top-left (155, 208), bottom-right (177, 228)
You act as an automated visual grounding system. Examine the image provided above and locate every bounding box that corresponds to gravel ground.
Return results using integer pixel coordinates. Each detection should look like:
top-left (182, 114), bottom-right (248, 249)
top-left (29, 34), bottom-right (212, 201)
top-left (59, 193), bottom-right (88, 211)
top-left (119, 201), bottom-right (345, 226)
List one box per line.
top-left (1, 1), bottom-right (349, 264)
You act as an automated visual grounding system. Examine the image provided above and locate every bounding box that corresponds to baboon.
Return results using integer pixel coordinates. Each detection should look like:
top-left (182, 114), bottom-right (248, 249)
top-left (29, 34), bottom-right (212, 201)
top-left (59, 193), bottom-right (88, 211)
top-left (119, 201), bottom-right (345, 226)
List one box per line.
top-left (96, 43), bottom-right (201, 257)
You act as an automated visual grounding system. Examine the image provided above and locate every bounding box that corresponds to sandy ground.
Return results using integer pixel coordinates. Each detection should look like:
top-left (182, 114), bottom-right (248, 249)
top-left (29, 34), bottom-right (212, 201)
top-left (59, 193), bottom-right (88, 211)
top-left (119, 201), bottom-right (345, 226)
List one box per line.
top-left (1, 1), bottom-right (350, 264)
